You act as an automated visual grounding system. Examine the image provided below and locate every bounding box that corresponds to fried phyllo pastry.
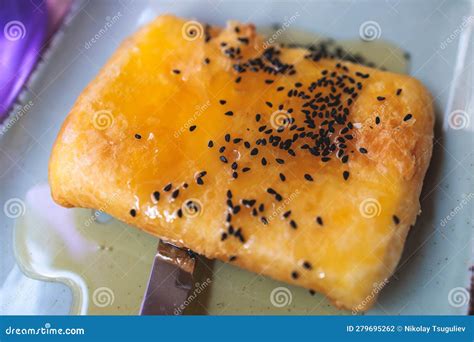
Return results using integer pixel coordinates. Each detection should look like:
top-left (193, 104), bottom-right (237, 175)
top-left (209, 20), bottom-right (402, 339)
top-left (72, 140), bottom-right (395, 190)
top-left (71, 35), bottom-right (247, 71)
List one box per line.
top-left (49, 15), bottom-right (434, 311)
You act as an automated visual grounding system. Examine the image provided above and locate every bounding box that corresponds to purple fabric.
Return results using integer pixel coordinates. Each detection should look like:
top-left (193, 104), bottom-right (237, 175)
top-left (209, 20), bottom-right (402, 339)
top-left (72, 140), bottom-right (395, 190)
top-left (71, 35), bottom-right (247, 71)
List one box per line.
top-left (0, 0), bottom-right (47, 122)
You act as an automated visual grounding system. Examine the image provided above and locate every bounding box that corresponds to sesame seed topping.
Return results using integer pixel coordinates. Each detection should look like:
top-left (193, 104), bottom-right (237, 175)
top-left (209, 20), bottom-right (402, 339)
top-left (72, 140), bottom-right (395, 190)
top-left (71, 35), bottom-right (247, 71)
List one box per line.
top-left (164, 183), bottom-right (172, 192)
top-left (220, 156), bottom-right (228, 163)
top-left (304, 174), bottom-right (313, 182)
top-left (219, 99), bottom-right (227, 105)
top-left (242, 167), bottom-right (251, 172)
top-left (130, 209), bottom-right (136, 217)
top-left (208, 140), bottom-right (214, 148)
top-left (134, 134), bottom-right (142, 139)
top-left (359, 147), bottom-right (368, 154)
top-left (343, 171), bottom-right (350, 180)
top-left (225, 111), bottom-right (234, 116)
top-left (290, 220), bottom-right (297, 229)
top-left (303, 261), bottom-right (312, 270)
top-left (189, 125), bottom-right (197, 132)
top-left (396, 88), bottom-right (402, 96)
top-left (316, 216), bottom-right (323, 226)
top-left (279, 173), bottom-right (286, 182)
top-left (153, 191), bottom-right (160, 201)
top-left (172, 189), bottom-right (179, 199)
top-left (403, 113), bottom-right (412, 121)
top-left (377, 96), bottom-right (385, 101)
top-left (291, 271), bottom-right (299, 279)
top-left (375, 116), bottom-right (380, 125)
top-left (172, 69), bottom-right (181, 74)
top-left (393, 215), bottom-right (400, 225)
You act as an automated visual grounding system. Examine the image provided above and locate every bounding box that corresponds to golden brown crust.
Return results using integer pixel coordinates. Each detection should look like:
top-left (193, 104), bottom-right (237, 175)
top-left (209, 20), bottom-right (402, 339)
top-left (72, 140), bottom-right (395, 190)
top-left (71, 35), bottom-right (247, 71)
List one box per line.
top-left (49, 15), bottom-right (434, 311)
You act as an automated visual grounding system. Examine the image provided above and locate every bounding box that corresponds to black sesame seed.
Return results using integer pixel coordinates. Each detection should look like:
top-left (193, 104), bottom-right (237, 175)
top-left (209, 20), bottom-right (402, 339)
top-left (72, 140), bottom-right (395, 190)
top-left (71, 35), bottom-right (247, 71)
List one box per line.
top-left (219, 99), bottom-right (227, 105)
top-left (265, 101), bottom-right (273, 108)
top-left (219, 146), bottom-right (226, 153)
top-left (316, 216), bottom-right (323, 226)
top-left (235, 76), bottom-right (241, 83)
top-left (377, 96), bottom-right (385, 101)
top-left (276, 86), bottom-right (284, 91)
top-left (232, 171), bottom-right (238, 179)
top-left (343, 171), bottom-right (350, 180)
top-left (375, 116), bottom-right (380, 125)
top-left (164, 183), bottom-right (172, 192)
top-left (208, 140), bottom-right (214, 148)
top-left (255, 114), bottom-right (261, 122)
top-left (177, 208), bottom-right (183, 218)
top-left (189, 125), bottom-right (197, 132)
top-left (221, 232), bottom-right (228, 241)
top-left (303, 261), bottom-right (312, 270)
top-left (290, 220), bottom-right (297, 229)
top-left (261, 217), bottom-right (268, 225)
top-left (359, 147), bottom-right (368, 154)
top-left (393, 215), bottom-right (400, 225)
top-left (242, 167), bottom-right (251, 172)
top-left (196, 177), bottom-right (204, 185)
top-left (229, 255), bottom-right (237, 262)
top-left (130, 209), bottom-right (136, 217)
top-left (172, 189), bottom-right (179, 199)
top-left (403, 113), bottom-right (412, 121)
top-left (283, 210), bottom-right (291, 218)
top-left (291, 271), bottom-right (299, 279)
top-left (250, 148), bottom-right (259, 156)
top-left (227, 190), bottom-right (232, 199)
top-left (225, 111), bottom-right (234, 116)
top-left (396, 88), bottom-right (402, 96)
top-left (279, 173), bottom-right (286, 182)
top-left (204, 57), bottom-right (210, 64)
top-left (134, 134), bottom-right (142, 139)
top-left (225, 134), bottom-right (230, 142)
top-left (172, 69), bottom-right (181, 74)
top-left (153, 191), bottom-right (160, 201)
top-left (304, 174), bottom-right (313, 182)
top-left (220, 156), bottom-right (228, 163)
top-left (261, 157), bottom-right (267, 166)
top-left (276, 158), bottom-right (285, 164)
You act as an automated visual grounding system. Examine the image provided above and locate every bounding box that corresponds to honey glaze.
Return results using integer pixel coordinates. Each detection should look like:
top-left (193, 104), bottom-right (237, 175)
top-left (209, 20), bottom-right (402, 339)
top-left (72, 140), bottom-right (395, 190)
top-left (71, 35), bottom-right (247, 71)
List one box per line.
top-left (14, 27), bottom-right (408, 314)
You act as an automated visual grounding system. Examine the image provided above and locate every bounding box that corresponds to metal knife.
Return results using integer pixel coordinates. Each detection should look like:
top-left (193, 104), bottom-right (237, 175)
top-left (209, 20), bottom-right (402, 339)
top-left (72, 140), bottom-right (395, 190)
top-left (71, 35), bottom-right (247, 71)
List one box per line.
top-left (139, 239), bottom-right (196, 315)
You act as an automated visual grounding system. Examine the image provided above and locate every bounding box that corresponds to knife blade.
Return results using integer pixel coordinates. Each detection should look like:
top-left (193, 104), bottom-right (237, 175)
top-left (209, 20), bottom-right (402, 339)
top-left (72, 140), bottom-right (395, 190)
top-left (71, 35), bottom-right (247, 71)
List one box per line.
top-left (139, 239), bottom-right (196, 315)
